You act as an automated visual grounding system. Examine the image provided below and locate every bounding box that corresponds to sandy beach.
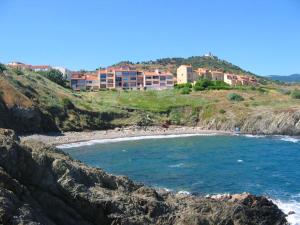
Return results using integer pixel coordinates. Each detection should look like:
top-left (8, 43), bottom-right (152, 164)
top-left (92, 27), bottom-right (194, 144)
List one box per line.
top-left (20, 126), bottom-right (233, 146)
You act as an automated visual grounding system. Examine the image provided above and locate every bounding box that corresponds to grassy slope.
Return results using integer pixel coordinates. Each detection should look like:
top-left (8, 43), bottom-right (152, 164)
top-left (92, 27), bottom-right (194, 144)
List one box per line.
top-left (1, 67), bottom-right (300, 133)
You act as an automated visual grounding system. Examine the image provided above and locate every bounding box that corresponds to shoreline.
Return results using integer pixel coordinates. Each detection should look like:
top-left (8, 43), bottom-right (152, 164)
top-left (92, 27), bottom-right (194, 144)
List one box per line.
top-left (20, 126), bottom-right (300, 147)
top-left (20, 126), bottom-right (234, 146)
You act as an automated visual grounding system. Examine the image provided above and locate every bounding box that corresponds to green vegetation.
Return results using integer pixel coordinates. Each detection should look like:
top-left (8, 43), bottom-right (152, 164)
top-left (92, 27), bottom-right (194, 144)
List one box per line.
top-left (2, 66), bottom-right (300, 133)
top-left (227, 93), bottom-right (244, 101)
top-left (194, 79), bottom-right (230, 91)
top-left (139, 56), bottom-right (255, 76)
top-left (291, 89), bottom-right (300, 99)
top-left (12, 68), bottom-right (24, 75)
top-left (0, 63), bottom-right (6, 73)
top-left (180, 86), bottom-right (191, 94)
top-left (38, 69), bottom-right (66, 87)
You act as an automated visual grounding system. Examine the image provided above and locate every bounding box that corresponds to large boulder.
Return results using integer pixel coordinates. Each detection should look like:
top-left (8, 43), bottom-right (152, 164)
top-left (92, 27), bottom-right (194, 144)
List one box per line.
top-left (0, 129), bottom-right (287, 225)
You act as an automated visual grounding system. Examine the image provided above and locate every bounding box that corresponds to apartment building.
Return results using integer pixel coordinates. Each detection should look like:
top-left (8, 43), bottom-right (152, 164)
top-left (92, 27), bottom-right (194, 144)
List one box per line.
top-left (176, 65), bottom-right (196, 84)
top-left (196, 68), bottom-right (211, 80)
top-left (31, 65), bottom-right (51, 72)
top-left (7, 62), bottom-right (32, 70)
top-left (98, 66), bottom-right (174, 90)
top-left (211, 71), bottom-right (224, 81)
top-left (98, 66), bottom-right (140, 89)
top-left (7, 62), bottom-right (52, 72)
top-left (70, 72), bottom-right (86, 90)
top-left (85, 73), bottom-right (100, 91)
top-left (144, 69), bottom-right (174, 90)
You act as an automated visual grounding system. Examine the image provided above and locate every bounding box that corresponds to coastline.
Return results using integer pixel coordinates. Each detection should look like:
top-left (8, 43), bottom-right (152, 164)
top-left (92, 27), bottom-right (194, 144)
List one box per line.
top-left (20, 126), bottom-right (234, 146)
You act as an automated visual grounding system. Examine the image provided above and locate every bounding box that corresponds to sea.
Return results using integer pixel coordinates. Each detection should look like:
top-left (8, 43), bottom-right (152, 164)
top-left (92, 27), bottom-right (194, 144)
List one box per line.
top-left (58, 134), bottom-right (300, 225)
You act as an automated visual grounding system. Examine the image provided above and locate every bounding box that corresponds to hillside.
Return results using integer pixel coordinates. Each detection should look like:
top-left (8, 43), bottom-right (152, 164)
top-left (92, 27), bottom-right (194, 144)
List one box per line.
top-left (113, 55), bottom-right (256, 76)
top-left (1, 66), bottom-right (300, 135)
top-left (268, 74), bottom-right (300, 83)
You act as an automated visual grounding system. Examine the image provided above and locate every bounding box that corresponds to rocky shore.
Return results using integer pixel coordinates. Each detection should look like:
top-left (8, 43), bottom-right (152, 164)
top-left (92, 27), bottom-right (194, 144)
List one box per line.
top-left (20, 126), bottom-right (233, 146)
top-left (0, 128), bottom-right (287, 225)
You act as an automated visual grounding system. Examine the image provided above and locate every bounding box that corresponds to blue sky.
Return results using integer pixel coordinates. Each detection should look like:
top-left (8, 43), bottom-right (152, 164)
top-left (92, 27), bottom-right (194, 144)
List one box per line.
top-left (0, 0), bottom-right (299, 75)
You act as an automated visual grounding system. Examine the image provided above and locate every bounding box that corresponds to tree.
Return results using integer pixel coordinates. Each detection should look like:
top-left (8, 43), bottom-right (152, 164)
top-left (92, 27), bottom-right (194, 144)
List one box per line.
top-left (41, 69), bottom-right (66, 87)
top-left (0, 63), bottom-right (7, 73)
top-left (227, 93), bottom-right (244, 101)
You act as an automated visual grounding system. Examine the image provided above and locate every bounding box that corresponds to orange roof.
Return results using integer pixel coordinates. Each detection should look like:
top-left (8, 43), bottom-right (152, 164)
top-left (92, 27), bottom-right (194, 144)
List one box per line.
top-left (31, 65), bottom-right (50, 69)
top-left (71, 72), bottom-right (85, 80)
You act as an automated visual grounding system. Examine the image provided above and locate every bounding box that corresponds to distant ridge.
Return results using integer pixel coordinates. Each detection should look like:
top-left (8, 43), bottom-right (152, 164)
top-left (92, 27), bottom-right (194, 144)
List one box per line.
top-left (268, 74), bottom-right (300, 83)
top-left (112, 55), bottom-right (256, 76)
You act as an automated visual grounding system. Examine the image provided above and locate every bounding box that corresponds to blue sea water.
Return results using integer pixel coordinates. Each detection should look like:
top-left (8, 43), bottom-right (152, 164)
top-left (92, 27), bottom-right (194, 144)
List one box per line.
top-left (60, 134), bottom-right (300, 224)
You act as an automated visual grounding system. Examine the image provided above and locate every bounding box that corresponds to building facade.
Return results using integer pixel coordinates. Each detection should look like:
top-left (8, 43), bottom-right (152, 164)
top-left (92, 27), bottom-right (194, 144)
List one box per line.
top-left (143, 69), bottom-right (174, 90)
top-left (85, 73), bottom-right (100, 91)
top-left (176, 65), bottom-right (196, 84)
top-left (70, 72), bottom-right (86, 90)
top-left (98, 66), bottom-right (174, 90)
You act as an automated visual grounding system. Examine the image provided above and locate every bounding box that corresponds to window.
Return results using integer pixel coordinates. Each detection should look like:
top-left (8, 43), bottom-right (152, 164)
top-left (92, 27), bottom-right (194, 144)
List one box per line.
top-left (146, 81), bottom-right (152, 85)
top-left (100, 74), bottom-right (106, 79)
top-left (160, 76), bottom-right (166, 81)
top-left (130, 77), bottom-right (136, 81)
top-left (146, 76), bottom-right (152, 79)
top-left (129, 71), bottom-right (137, 76)
top-left (153, 76), bottom-right (159, 79)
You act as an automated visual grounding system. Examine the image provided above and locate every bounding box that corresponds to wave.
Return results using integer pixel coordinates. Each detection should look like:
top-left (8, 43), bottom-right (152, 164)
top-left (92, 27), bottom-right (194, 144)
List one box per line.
top-left (242, 134), bottom-right (300, 144)
top-left (169, 163), bottom-right (185, 168)
top-left (57, 133), bottom-right (219, 149)
top-left (278, 136), bottom-right (299, 143)
top-left (272, 199), bottom-right (300, 225)
top-left (242, 134), bottom-right (266, 138)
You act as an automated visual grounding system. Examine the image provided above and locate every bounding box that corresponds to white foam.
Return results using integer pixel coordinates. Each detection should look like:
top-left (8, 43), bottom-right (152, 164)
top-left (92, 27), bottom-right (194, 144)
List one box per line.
top-left (57, 133), bottom-right (218, 149)
top-left (237, 159), bottom-right (243, 163)
top-left (273, 199), bottom-right (300, 225)
top-left (177, 190), bottom-right (191, 195)
top-left (242, 134), bottom-right (266, 138)
top-left (169, 163), bottom-right (185, 168)
top-left (279, 136), bottom-right (299, 143)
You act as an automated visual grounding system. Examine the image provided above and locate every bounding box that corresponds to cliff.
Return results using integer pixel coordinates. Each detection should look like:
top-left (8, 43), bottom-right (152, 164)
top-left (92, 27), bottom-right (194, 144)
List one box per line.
top-left (0, 129), bottom-right (287, 225)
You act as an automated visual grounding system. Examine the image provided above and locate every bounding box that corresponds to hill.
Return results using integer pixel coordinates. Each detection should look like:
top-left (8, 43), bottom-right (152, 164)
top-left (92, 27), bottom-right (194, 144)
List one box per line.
top-left (268, 74), bottom-right (300, 83)
top-left (113, 55), bottom-right (256, 76)
top-left (1, 64), bottom-right (300, 135)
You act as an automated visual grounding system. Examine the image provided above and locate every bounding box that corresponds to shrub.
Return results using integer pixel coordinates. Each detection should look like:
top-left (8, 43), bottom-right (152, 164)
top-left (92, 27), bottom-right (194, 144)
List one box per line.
top-left (62, 98), bottom-right (74, 110)
top-left (193, 79), bottom-right (230, 91)
top-left (0, 63), bottom-right (7, 73)
top-left (12, 68), bottom-right (24, 75)
top-left (227, 93), bottom-right (244, 101)
top-left (279, 88), bottom-right (291, 95)
top-left (219, 109), bottom-right (226, 114)
top-left (180, 86), bottom-right (191, 94)
top-left (39, 69), bottom-right (66, 87)
top-left (258, 87), bottom-right (267, 94)
top-left (291, 89), bottom-right (300, 99)
top-left (175, 83), bottom-right (192, 89)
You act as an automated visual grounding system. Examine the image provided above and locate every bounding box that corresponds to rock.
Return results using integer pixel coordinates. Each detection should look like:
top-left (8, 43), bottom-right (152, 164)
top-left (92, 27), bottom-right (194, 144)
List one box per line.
top-left (0, 129), bottom-right (288, 225)
top-left (288, 211), bottom-right (295, 215)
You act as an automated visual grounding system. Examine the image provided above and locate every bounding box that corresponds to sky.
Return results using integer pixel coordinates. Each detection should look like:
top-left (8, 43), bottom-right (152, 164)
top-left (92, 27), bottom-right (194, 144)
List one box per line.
top-left (0, 0), bottom-right (299, 75)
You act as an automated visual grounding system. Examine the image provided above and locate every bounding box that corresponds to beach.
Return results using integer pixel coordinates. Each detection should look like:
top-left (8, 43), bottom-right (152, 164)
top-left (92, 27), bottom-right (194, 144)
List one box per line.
top-left (20, 126), bottom-right (233, 146)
